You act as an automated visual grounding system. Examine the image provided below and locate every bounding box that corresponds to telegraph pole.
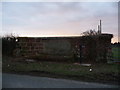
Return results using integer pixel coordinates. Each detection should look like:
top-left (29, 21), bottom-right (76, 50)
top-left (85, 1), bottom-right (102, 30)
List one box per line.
top-left (100, 20), bottom-right (102, 34)
top-left (98, 20), bottom-right (102, 34)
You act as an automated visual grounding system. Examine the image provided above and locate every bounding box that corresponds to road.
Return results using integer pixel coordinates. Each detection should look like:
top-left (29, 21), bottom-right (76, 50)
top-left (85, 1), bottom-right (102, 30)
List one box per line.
top-left (2, 73), bottom-right (119, 88)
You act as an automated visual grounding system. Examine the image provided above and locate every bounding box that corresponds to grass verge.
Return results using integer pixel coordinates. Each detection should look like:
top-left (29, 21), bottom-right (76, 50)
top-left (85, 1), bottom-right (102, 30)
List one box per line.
top-left (2, 56), bottom-right (120, 85)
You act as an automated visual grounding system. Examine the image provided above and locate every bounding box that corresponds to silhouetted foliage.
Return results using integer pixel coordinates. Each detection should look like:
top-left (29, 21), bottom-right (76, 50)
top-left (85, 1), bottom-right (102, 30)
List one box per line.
top-left (2, 34), bottom-right (18, 56)
top-left (81, 29), bottom-right (99, 36)
top-left (113, 42), bottom-right (120, 47)
top-left (81, 30), bottom-right (113, 63)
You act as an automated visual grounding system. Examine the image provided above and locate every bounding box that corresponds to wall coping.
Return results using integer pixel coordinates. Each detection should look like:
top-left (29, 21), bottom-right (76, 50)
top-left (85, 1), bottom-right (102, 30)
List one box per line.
top-left (17, 33), bottom-right (113, 40)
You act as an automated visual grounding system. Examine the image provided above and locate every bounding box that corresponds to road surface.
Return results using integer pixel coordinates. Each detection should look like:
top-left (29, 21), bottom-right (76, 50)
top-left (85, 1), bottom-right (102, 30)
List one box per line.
top-left (2, 73), bottom-right (119, 88)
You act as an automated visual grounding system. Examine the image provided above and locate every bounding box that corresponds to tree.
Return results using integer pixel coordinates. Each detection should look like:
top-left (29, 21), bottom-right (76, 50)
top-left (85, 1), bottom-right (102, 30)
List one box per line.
top-left (81, 29), bottom-right (99, 36)
top-left (2, 33), bottom-right (18, 56)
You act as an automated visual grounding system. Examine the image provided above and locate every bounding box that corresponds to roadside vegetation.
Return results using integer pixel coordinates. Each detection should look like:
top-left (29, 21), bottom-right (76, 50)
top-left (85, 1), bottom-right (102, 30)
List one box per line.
top-left (2, 56), bottom-right (119, 85)
top-left (2, 34), bottom-right (18, 56)
top-left (112, 47), bottom-right (120, 63)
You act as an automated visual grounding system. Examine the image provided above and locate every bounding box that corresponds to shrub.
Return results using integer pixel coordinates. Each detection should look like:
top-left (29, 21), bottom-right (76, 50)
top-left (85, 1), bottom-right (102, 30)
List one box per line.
top-left (2, 34), bottom-right (18, 56)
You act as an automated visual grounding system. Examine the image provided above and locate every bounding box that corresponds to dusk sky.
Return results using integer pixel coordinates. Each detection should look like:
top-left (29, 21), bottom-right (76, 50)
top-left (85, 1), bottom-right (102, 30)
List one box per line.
top-left (1, 1), bottom-right (118, 43)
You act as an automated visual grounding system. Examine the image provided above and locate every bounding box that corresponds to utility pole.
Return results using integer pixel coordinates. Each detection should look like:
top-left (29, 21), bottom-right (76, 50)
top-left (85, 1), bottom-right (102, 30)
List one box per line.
top-left (100, 20), bottom-right (102, 34)
top-left (98, 20), bottom-right (102, 34)
top-left (98, 25), bottom-right (100, 34)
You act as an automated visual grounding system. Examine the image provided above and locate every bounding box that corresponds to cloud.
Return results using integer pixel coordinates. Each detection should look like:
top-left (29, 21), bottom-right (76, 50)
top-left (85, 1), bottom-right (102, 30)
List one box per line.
top-left (2, 2), bottom-right (118, 42)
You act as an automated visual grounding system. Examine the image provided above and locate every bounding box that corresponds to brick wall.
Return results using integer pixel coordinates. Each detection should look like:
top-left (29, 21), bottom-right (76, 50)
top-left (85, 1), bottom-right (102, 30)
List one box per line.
top-left (18, 37), bottom-right (44, 57)
top-left (15, 34), bottom-right (113, 63)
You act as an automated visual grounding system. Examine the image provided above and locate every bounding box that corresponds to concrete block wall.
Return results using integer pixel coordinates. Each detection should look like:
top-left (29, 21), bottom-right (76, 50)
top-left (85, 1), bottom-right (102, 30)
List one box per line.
top-left (15, 34), bottom-right (113, 63)
top-left (18, 38), bottom-right (44, 57)
top-left (17, 37), bottom-right (75, 61)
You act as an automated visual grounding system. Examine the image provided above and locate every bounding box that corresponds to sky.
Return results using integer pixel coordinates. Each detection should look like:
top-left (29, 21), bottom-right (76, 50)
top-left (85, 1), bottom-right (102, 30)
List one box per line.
top-left (1, 1), bottom-right (118, 43)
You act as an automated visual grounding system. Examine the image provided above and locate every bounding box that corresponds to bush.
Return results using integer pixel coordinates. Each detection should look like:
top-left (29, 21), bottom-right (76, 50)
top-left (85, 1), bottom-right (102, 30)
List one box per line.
top-left (2, 34), bottom-right (18, 56)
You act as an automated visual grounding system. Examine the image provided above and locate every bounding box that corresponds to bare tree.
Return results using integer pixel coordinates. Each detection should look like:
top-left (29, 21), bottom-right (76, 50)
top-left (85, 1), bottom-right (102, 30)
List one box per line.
top-left (81, 29), bottom-right (99, 36)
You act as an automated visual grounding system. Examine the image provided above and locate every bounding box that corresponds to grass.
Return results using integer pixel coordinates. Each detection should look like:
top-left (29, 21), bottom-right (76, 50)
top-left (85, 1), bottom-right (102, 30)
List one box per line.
top-left (2, 56), bottom-right (119, 85)
top-left (112, 47), bottom-right (120, 61)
